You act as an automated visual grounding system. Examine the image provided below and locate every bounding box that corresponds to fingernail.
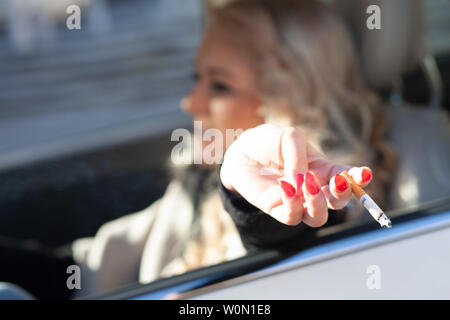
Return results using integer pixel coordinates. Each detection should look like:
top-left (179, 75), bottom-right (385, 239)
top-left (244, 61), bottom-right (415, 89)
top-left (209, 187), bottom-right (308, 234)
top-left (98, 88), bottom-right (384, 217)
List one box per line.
top-left (280, 180), bottom-right (296, 198)
top-left (295, 173), bottom-right (304, 198)
top-left (361, 168), bottom-right (372, 183)
top-left (305, 172), bottom-right (320, 195)
top-left (334, 173), bottom-right (348, 192)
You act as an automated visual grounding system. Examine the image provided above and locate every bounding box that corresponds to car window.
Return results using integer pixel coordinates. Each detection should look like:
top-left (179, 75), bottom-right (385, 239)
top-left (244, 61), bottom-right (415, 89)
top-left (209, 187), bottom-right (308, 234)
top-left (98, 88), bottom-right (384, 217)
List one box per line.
top-left (0, 0), bottom-right (449, 300)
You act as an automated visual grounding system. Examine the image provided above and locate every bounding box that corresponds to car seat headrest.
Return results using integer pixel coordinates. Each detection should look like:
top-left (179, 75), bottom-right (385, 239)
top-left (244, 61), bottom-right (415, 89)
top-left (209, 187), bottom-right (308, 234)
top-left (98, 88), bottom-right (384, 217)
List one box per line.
top-left (333, 0), bottom-right (428, 89)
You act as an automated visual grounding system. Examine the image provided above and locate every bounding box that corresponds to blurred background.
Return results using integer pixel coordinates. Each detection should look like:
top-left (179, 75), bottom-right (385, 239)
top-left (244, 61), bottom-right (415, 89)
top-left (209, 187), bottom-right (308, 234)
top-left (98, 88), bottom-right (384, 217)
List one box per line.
top-left (0, 0), bottom-right (203, 246)
top-left (0, 0), bottom-right (449, 250)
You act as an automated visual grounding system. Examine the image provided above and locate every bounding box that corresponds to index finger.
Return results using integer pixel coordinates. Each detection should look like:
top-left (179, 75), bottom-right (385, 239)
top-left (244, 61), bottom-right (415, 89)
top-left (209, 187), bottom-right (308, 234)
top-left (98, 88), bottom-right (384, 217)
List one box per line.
top-left (281, 127), bottom-right (309, 184)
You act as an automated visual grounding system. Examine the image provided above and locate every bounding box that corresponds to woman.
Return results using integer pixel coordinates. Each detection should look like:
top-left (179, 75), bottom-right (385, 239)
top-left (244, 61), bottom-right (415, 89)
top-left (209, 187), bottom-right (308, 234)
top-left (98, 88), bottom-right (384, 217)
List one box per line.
top-left (0, 0), bottom-right (396, 299)
top-left (175, 0), bottom-right (395, 261)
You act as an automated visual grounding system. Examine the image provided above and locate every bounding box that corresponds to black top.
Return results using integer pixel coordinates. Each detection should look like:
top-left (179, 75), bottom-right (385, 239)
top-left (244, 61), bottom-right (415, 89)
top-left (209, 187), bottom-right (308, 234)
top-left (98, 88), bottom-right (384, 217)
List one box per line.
top-left (217, 169), bottom-right (318, 253)
top-left (175, 164), bottom-right (340, 254)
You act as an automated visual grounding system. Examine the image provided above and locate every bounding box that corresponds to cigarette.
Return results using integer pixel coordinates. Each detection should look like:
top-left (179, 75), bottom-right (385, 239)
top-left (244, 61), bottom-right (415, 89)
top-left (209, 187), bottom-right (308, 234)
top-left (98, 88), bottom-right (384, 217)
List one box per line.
top-left (341, 171), bottom-right (392, 228)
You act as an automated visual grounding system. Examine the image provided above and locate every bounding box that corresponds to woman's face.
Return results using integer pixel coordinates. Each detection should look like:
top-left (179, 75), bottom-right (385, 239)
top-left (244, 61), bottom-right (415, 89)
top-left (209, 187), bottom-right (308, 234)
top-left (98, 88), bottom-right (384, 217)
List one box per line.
top-left (181, 24), bottom-right (264, 153)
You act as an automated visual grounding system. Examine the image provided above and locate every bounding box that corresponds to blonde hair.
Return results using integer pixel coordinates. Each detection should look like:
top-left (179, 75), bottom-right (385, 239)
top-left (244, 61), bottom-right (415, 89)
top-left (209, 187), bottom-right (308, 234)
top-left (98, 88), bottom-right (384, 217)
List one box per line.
top-left (207, 0), bottom-right (397, 209)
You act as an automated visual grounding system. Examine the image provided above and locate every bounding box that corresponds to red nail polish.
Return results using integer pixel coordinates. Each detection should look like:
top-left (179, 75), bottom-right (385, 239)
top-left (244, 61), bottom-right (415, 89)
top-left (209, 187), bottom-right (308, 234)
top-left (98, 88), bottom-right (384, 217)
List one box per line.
top-left (361, 168), bottom-right (372, 183)
top-left (295, 173), bottom-right (304, 197)
top-left (305, 172), bottom-right (320, 195)
top-left (334, 174), bottom-right (348, 192)
top-left (280, 180), bottom-right (296, 198)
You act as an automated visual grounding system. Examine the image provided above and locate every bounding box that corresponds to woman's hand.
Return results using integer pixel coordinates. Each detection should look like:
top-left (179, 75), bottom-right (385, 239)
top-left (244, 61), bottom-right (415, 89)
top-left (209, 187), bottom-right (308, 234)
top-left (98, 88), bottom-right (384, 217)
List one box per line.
top-left (220, 124), bottom-right (372, 227)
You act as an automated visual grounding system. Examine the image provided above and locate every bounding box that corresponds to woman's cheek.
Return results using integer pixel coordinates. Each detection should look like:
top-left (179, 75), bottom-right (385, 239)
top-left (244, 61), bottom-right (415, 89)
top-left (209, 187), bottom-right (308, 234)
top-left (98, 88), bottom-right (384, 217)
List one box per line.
top-left (209, 99), bottom-right (240, 129)
top-left (210, 96), bottom-right (263, 132)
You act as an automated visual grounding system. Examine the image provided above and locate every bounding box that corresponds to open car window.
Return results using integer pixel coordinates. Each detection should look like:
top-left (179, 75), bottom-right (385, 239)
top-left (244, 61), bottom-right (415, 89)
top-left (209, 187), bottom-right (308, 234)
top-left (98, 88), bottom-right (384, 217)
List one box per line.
top-left (91, 197), bottom-right (450, 299)
top-left (0, 0), bottom-right (449, 300)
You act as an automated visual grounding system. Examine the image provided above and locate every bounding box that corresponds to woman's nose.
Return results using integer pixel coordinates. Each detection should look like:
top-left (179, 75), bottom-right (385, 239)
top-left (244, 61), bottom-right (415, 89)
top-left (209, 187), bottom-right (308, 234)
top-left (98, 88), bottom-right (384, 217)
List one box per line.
top-left (180, 86), bottom-right (209, 116)
top-left (180, 95), bottom-right (193, 113)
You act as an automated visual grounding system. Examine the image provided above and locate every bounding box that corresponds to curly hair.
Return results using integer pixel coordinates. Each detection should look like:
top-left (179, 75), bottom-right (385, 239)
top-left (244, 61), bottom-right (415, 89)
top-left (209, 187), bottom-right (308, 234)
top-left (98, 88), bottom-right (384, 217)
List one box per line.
top-left (207, 0), bottom-right (398, 213)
